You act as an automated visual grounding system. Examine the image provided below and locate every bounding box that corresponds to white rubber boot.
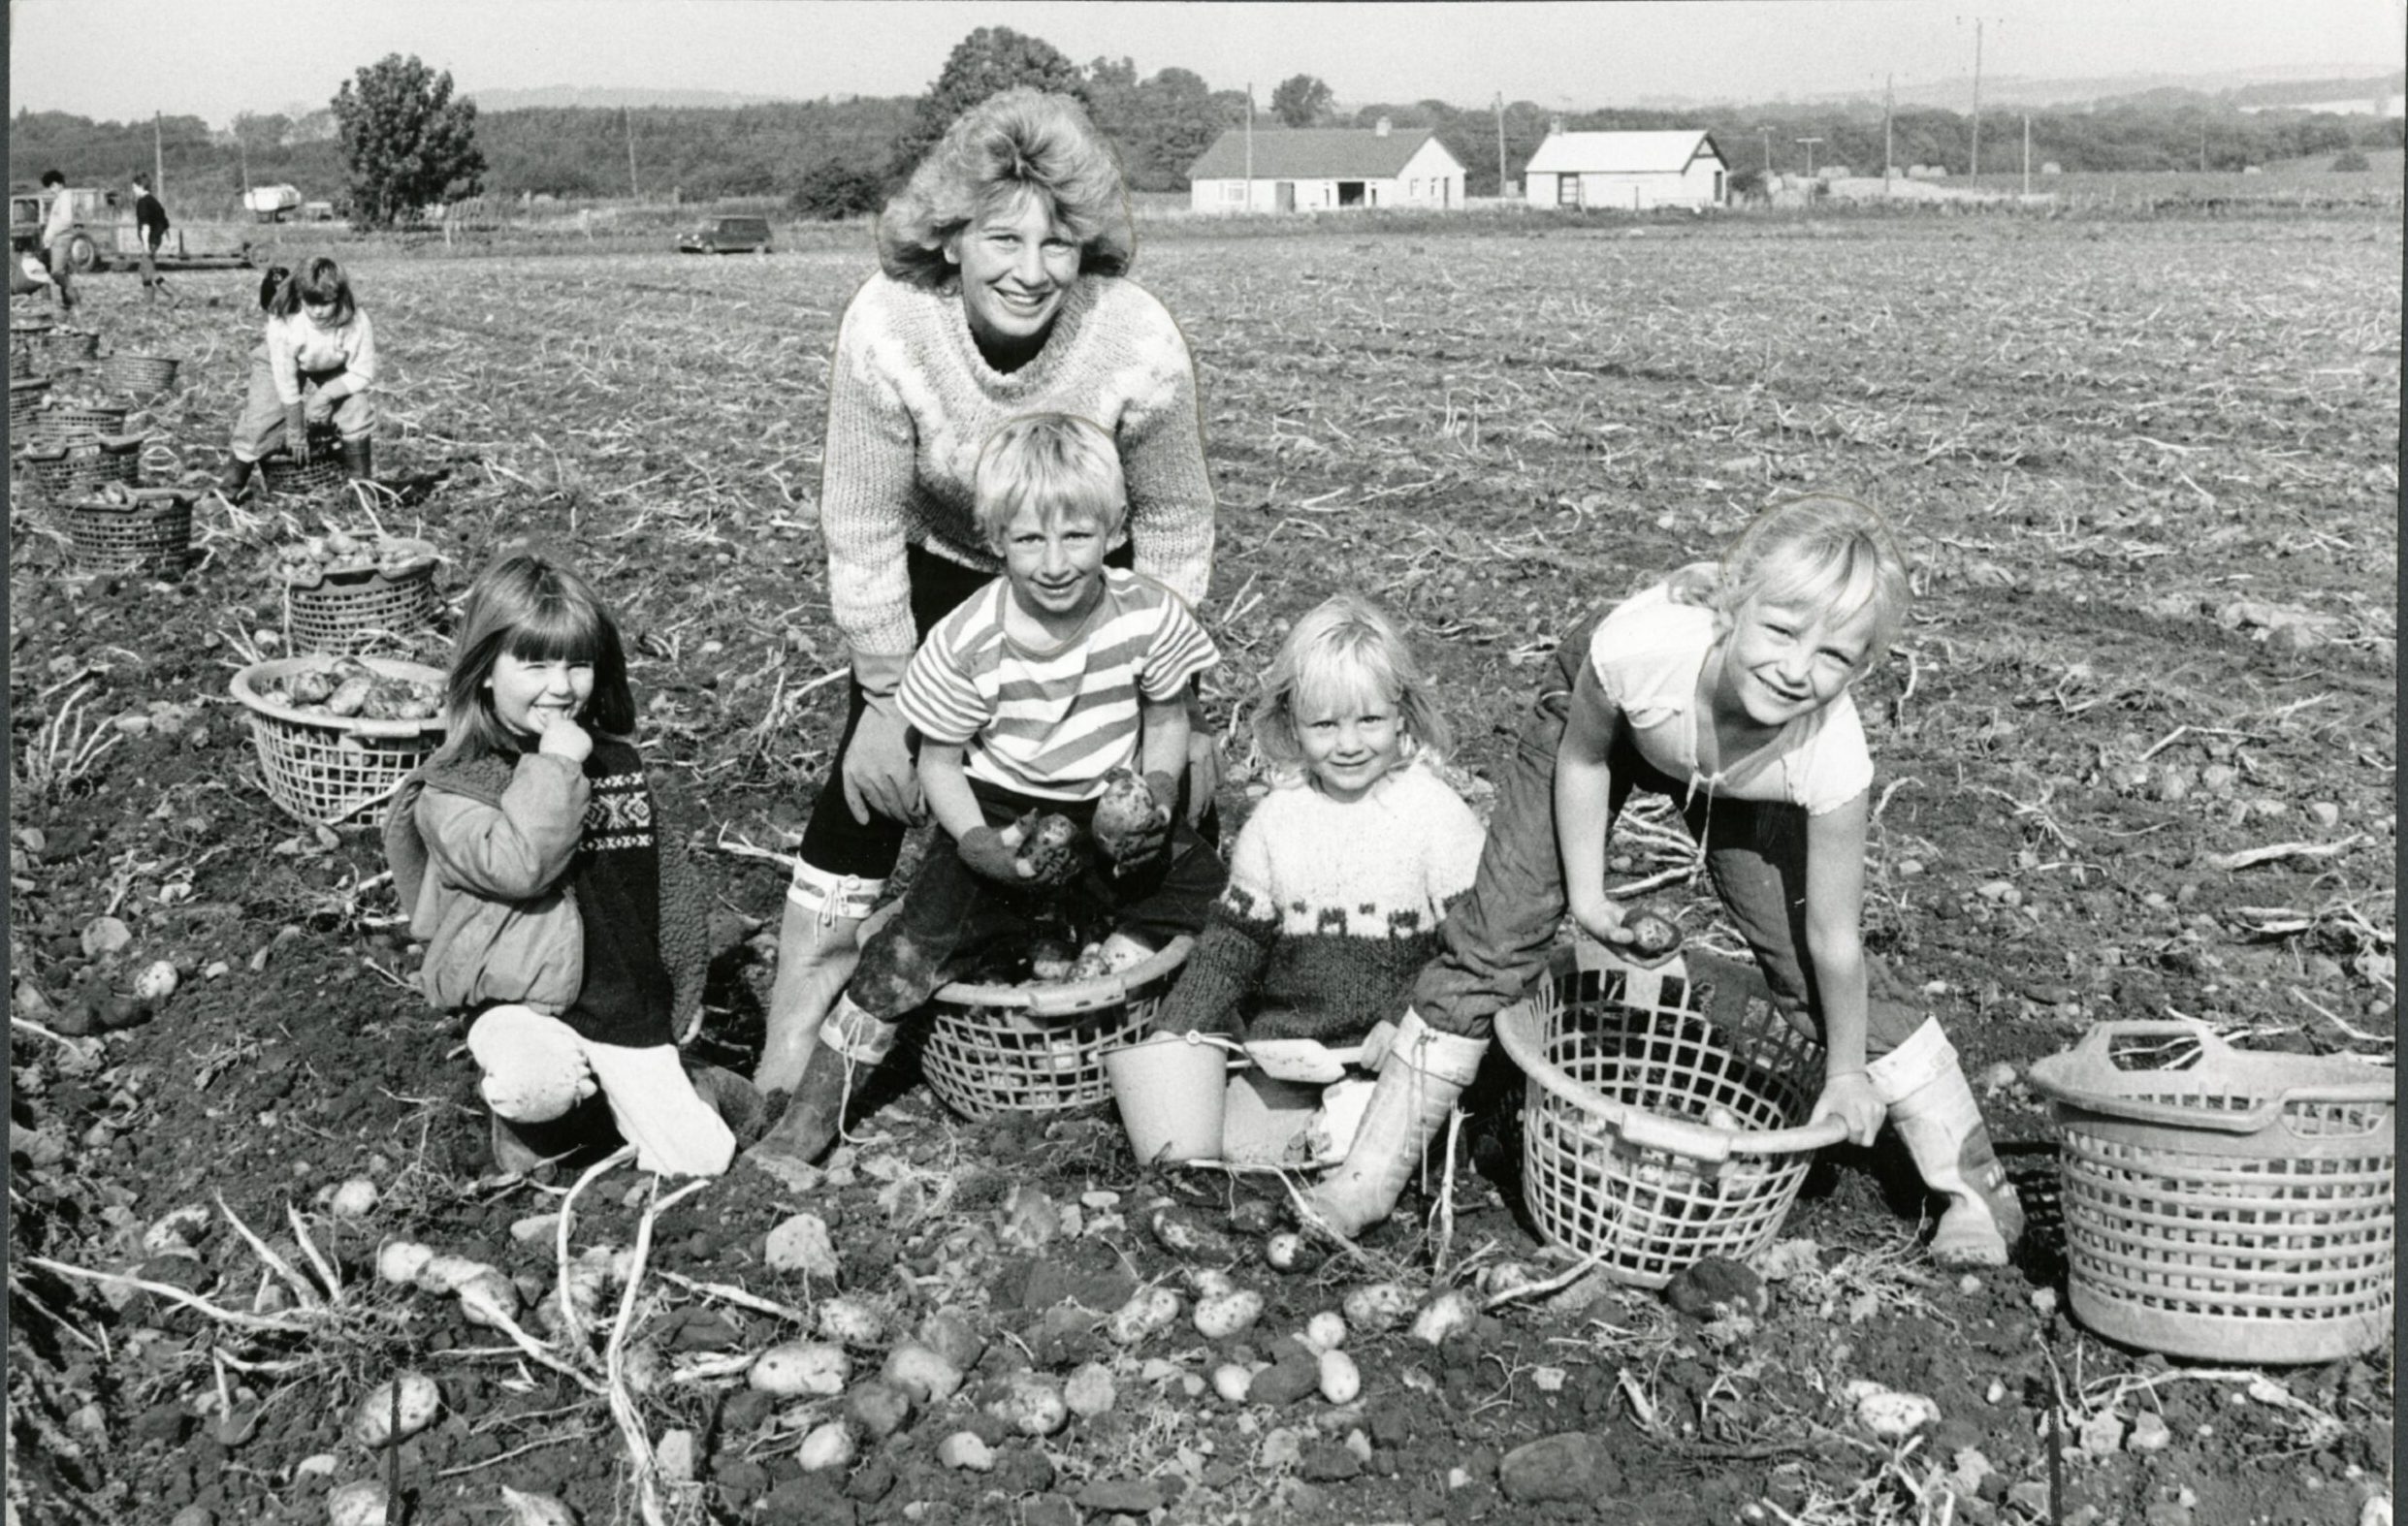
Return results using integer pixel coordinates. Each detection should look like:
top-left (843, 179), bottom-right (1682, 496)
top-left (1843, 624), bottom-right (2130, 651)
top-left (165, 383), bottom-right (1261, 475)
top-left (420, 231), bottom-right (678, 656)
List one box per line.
top-left (746, 995), bottom-right (900, 1173)
top-left (754, 865), bottom-right (882, 1098)
top-left (1302, 1011), bottom-right (1488, 1239)
top-left (1868, 1018), bottom-right (2027, 1268)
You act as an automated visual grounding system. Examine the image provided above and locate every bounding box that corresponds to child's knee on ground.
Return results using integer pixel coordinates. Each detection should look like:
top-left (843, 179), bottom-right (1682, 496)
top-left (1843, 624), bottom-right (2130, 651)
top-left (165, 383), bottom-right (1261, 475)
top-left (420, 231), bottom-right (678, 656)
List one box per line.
top-left (467, 1005), bottom-right (595, 1122)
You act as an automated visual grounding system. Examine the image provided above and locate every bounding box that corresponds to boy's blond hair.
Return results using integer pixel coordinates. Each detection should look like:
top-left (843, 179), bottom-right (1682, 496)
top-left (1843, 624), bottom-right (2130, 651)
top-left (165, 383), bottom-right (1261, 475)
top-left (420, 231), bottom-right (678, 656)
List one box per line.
top-left (1252, 591), bottom-right (1453, 772)
top-left (973, 413), bottom-right (1128, 550)
top-left (1714, 493), bottom-right (1911, 664)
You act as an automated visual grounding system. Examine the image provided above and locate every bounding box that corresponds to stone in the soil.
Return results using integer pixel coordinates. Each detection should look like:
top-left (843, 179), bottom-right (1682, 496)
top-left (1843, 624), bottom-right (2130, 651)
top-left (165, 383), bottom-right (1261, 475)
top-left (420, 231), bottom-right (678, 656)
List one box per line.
top-left (1664, 1257), bottom-right (1767, 1320)
top-left (1246, 1354), bottom-right (1320, 1407)
top-left (1019, 1495), bottom-right (1078, 1526)
top-left (845, 1378), bottom-right (913, 1439)
top-left (2126, 1412), bottom-right (2172, 1453)
top-left (765, 1212), bottom-right (840, 1277)
top-left (1063, 1361), bottom-right (1115, 1417)
top-left (843, 1458), bottom-right (895, 1503)
top-left (1498, 1432), bottom-right (1621, 1503)
top-left (757, 1476), bottom-right (856, 1525)
top-left (938, 1431), bottom-right (994, 1471)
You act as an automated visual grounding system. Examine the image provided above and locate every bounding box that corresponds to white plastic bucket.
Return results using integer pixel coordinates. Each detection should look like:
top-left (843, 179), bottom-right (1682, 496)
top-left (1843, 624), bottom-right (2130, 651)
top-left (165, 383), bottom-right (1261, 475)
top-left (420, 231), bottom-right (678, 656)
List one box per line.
top-left (1103, 1031), bottom-right (1230, 1164)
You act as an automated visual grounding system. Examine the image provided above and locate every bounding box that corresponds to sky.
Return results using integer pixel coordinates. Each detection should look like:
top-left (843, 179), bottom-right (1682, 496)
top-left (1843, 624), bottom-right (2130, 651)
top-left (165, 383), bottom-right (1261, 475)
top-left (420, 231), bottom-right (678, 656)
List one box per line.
top-left (10, 0), bottom-right (2403, 127)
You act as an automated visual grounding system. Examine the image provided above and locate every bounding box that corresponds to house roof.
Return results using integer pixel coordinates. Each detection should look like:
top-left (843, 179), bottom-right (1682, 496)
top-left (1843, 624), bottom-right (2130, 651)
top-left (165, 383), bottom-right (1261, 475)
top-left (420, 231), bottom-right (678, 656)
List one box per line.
top-left (1187, 126), bottom-right (1461, 181)
top-left (1524, 131), bottom-right (1726, 175)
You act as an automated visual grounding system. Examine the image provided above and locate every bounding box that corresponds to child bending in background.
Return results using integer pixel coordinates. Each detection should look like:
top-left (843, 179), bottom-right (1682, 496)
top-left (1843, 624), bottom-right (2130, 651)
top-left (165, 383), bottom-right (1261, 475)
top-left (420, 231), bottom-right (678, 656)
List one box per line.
top-left (748, 413), bottom-right (1227, 1173)
top-left (216, 255), bottom-right (378, 501)
top-left (1312, 496), bottom-right (2025, 1268)
top-left (1131, 593), bottom-right (1484, 1166)
top-left (385, 554), bottom-right (758, 1177)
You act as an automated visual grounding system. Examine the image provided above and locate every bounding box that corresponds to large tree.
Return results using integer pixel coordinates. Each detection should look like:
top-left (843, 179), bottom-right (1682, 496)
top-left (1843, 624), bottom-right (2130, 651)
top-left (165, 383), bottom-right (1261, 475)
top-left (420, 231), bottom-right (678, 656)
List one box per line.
top-left (890, 27), bottom-right (1087, 177)
top-left (331, 54), bottom-right (485, 227)
top-left (1269, 74), bottom-right (1335, 128)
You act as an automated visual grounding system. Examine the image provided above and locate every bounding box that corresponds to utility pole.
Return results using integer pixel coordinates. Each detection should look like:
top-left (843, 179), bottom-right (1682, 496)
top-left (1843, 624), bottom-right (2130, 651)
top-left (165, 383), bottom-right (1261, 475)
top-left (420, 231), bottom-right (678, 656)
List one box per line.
top-left (2022, 112), bottom-right (2031, 196)
top-left (1959, 15), bottom-right (2003, 178)
top-left (625, 106), bottom-right (640, 200)
top-left (1244, 82), bottom-right (1254, 207)
top-left (153, 111), bottom-right (165, 198)
top-left (1758, 125), bottom-right (1773, 175)
top-left (1883, 75), bottom-right (1895, 196)
top-left (1493, 92), bottom-right (1507, 199)
top-left (1795, 136), bottom-right (1823, 179)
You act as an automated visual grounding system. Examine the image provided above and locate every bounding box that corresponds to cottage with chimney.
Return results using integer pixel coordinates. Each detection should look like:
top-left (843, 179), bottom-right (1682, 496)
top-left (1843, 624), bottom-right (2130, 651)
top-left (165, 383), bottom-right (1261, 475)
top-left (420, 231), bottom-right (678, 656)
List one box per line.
top-left (1186, 117), bottom-right (1468, 213)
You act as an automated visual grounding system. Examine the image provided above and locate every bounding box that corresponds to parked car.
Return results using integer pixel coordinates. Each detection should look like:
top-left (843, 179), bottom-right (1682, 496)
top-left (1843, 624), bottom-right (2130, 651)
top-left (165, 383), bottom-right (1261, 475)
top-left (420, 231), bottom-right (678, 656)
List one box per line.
top-left (677, 215), bottom-right (773, 254)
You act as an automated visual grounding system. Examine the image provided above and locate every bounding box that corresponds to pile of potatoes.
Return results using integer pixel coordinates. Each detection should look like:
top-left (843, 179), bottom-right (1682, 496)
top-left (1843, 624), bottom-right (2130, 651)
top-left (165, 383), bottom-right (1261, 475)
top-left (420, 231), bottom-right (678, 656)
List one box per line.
top-left (251, 656), bottom-right (441, 722)
top-left (265, 528), bottom-right (436, 590)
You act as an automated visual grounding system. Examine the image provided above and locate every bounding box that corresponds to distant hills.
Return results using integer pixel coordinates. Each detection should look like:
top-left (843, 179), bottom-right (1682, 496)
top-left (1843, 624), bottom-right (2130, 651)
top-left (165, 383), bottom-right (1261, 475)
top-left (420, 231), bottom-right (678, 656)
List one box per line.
top-left (1790, 66), bottom-right (2406, 112)
top-left (465, 85), bottom-right (839, 111)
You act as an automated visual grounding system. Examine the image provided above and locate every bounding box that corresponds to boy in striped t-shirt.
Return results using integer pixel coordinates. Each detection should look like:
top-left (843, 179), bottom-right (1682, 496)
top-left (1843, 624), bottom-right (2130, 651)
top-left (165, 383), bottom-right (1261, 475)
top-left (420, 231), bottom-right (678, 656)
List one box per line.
top-left (749, 414), bottom-right (1226, 1171)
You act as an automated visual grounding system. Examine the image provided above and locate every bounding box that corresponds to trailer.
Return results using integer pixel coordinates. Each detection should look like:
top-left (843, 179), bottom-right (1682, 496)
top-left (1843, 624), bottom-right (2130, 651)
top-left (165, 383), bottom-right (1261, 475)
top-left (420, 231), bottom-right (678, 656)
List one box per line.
top-left (10, 185), bottom-right (255, 272)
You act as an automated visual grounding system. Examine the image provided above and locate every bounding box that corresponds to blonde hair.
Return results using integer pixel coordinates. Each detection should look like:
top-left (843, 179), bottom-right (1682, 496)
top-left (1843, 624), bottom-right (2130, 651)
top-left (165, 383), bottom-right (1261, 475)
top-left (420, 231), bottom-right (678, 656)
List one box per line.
top-left (878, 89), bottom-right (1135, 289)
top-left (1712, 493), bottom-right (1911, 664)
top-left (1252, 593), bottom-right (1452, 773)
top-left (973, 413), bottom-right (1128, 549)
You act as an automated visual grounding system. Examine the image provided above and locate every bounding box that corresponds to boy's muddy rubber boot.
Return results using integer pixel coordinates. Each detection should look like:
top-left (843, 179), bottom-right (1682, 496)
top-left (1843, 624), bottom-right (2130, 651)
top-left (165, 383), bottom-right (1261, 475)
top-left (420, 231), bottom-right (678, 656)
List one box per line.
top-left (339, 435), bottom-right (374, 484)
top-left (1301, 1010), bottom-right (1488, 1239)
top-left (754, 868), bottom-right (882, 1098)
top-left (1869, 1019), bottom-right (2027, 1268)
top-left (689, 1065), bottom-right (768, 1150)
top-left (745, 996), bottom-right (898, 1174)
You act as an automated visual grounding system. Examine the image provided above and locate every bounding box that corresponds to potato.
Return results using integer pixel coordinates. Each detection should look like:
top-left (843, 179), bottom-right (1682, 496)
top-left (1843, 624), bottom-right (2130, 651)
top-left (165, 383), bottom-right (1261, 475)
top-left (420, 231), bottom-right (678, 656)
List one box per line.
top-left (845, 1378), bottom-right (914, 1440)
top-left (133, 960), bottom-right (179, 1002)
top-left (1185, 1267), bottom-right (1236, 1300)
top-left (325, 676), bottom-right (373, 718)
top-left (1621, 909), bottom-right (1682, 960)
top-left (327, 1478), bottom-right (389, 1526)
top-left (816, 1295), bottom-right (887, 1349)
top-left (1211, 1362), bottom-right (1254, 1403)
top-left (498, 1485), bottom-right (577, 1526)
top-left (288, 670), bottom-right (336, 705)
top-left (375, 1240), bottom-right (433, 1288)
top-left (1301, 1311), bottom-right (1348, 1353)
top-left (984, 1372), bottom-right (1069, 1437)
top-left (795, 1419), bottom-right (856, 1472)
top-left (1063, 1362), bottom-right (1116, 1418)
top-left (1146, 1201), bottom-right (1236, 1260)
top-left (352, 1371), bottom-right (440, 1447)
top-left (1105, 1287), bottom-right (1182, 1347)
top-left (1341, 1282), bottom-right (1416, 1333)
top-left (329, 1176), bottom-right (379, 1218)
top-left (749, 1341), bottom-right (850, 1398)
top-left (882, 1341), bottom-right (963, 1405)
top-left (1317, 1348), bottom-right (1362, 1405)
top-left (1194, 1288), bottom-right (1265, 1341)
top-left (1411, 1288), bottom-right (1479, 1347)
top-left (1265, 1232), bottom-right (1323, 1275)
top-left (1089, 767), bottom-right (1166, 863)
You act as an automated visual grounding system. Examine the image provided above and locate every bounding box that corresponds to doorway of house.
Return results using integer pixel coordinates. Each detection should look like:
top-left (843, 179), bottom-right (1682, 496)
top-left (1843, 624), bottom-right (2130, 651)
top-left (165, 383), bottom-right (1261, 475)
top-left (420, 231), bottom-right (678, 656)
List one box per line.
top-left (1275, 181), bottom-right (1296, 212)
top-left (1336, 180), bottom-right (1365, 207)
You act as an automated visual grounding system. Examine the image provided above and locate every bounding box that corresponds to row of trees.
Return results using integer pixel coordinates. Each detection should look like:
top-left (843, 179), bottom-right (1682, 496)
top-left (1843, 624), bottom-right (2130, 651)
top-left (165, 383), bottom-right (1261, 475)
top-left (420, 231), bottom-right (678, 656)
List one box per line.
top-left (12, 32), bottom-right (2401, 225)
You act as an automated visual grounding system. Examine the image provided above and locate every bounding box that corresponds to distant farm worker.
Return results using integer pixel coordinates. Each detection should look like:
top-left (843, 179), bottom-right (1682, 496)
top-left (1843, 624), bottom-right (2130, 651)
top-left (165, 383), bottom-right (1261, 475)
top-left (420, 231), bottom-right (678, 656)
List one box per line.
top-left (747, 414), bottom-right (1226, 1172)
top-left (384, 554), bottom-right (764, 1178)
top-left (756, 87), bottom-right (1221, 1108)
top-left (129, 172), bottom-right (176, 304)
top-left (213, 255), bottom-right (378, 502)
top-left (1314, 496), bottom-right (2026, 1269)
top-left (36, 170), bottom-right (78, 314)
top-left (1128, 593), bottom-right (1485, 1170)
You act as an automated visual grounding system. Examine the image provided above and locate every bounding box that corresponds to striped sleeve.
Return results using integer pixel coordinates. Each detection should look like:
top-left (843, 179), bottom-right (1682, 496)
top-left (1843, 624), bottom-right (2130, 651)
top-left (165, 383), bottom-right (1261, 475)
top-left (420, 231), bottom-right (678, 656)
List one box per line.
top-left (1138, 584), bottom-right (1219, 700)
top-left (897, 590), bottom-right (1000, 746)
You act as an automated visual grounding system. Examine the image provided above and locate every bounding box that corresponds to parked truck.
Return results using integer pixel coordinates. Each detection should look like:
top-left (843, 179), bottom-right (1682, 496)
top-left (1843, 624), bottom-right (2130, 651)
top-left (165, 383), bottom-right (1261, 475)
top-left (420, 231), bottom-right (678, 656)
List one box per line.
top-left (9, 183), bottom-right (256, 272)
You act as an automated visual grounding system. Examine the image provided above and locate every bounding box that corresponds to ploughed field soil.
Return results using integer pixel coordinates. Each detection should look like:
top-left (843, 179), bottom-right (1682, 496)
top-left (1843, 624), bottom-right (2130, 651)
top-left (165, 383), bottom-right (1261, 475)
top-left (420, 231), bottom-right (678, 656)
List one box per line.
top-left (8, 212), bottom-right (2395, 1525)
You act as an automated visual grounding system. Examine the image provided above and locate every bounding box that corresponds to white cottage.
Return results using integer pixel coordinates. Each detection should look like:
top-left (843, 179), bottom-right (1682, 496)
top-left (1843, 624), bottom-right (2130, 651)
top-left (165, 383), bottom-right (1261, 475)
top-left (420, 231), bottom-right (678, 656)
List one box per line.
top-left (1523, 130), bottom-right (1729, 211)
top-left (1187, 120), bottom-right (1467, 213)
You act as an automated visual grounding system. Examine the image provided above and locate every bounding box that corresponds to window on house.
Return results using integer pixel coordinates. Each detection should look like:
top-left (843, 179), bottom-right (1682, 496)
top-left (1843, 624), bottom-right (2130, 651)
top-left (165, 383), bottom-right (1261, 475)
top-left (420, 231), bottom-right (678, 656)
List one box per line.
top-left (1556, 175), bottom-right (1580, 207)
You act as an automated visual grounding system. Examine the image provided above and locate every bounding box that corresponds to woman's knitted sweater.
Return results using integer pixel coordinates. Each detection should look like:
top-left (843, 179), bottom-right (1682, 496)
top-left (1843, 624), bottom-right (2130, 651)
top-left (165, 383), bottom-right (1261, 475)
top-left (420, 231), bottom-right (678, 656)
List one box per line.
top-left (1154, 760), bottom-right (1486, 1044)
top-left (819, 271), bottom-right (1215, 692)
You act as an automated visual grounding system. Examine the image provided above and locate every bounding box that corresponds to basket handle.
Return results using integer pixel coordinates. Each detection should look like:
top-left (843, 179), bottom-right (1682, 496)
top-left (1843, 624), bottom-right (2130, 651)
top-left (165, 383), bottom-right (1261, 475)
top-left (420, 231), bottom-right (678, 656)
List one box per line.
top-left (2037, 1020), bottom-right (2391, 1131)
top-left (2063, 1019), bottom-right (2233, 1068)
top-left (1615, 1108), bottom-right (1735, 1164)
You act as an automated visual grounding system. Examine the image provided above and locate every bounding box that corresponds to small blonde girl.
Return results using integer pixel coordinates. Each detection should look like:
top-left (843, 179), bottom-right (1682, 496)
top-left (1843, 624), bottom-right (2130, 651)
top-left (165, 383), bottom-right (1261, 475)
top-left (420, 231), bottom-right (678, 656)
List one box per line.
top-left (1138, 593), bottom-right (1485, 1165)
top-left (216, 255), bottom-right (379, 501)
top-left (383, 554), bottom-right (755, 1177)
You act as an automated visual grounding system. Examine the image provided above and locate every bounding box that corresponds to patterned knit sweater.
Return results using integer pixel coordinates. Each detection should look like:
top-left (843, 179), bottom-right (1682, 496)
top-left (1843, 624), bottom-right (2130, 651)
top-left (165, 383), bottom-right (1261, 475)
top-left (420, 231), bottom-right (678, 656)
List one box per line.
top-left (1154, 760), bottom-right (1486, 1043)
top-left (819, 271), bottom-right (1215, 692)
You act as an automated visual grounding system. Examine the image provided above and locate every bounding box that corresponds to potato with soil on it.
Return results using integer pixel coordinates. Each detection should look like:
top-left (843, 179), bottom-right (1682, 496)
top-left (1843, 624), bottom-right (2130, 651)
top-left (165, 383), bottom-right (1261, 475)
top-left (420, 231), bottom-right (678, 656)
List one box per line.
top-left (1089, 767), bottom-right (1168, 864)
top-left (1618, 907), bottom-right (1682, 960)
top-left (999, 811), bottom-right (1081, 885)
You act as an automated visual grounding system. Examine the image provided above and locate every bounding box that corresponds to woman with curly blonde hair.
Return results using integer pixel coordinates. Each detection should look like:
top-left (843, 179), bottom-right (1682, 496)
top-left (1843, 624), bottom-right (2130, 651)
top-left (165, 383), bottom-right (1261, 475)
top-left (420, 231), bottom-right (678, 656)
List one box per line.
top-left (755, 88), bottom-right (1221, 1108)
